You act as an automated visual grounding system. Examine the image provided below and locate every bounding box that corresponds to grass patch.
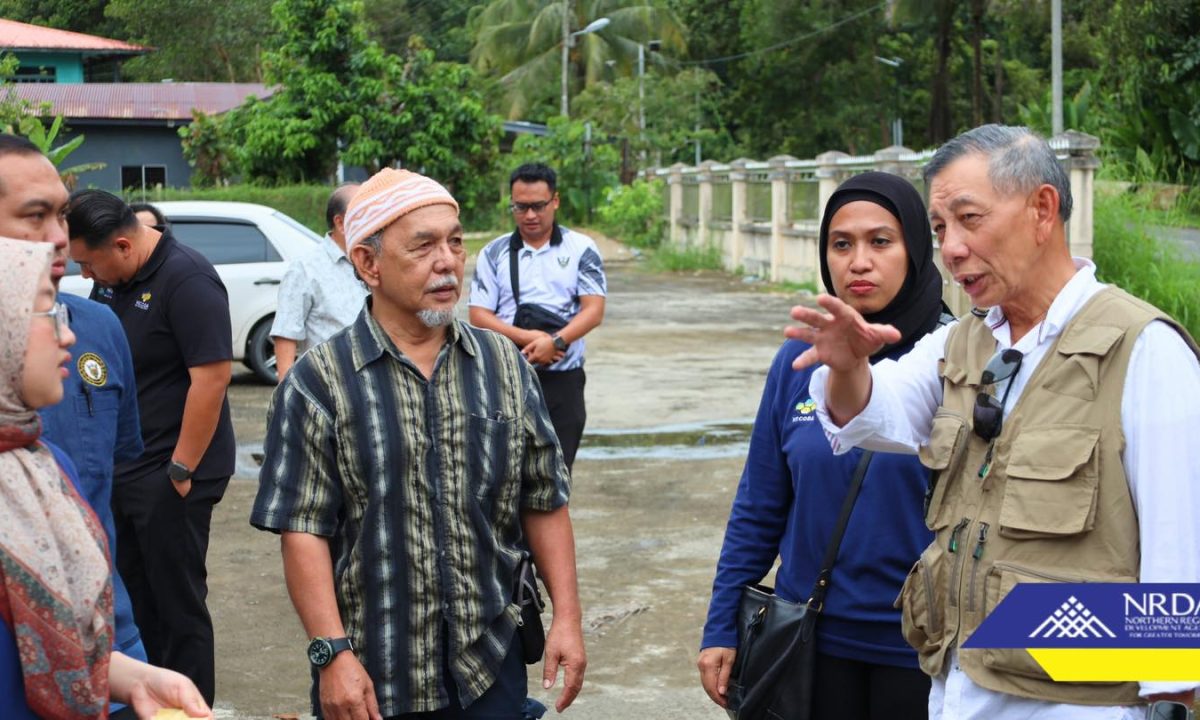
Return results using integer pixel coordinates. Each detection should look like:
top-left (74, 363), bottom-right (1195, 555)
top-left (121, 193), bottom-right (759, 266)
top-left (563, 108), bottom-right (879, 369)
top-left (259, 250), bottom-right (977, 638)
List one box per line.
top-left (1093, 193), bottom-right (1200, 339)
top-left (645, 242), bottom-right (725, 273)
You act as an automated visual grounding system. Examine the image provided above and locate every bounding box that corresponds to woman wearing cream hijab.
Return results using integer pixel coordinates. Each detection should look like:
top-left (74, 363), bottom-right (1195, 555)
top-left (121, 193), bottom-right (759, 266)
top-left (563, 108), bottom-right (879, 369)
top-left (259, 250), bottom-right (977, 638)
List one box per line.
top-left (0, 238), bottom-right (212, 719)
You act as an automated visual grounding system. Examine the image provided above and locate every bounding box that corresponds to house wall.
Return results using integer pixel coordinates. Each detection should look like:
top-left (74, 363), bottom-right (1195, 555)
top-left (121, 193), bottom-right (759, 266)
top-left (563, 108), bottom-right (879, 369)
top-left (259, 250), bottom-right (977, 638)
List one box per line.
top-left (14, 51), bottom-right (85, 83)
top-left (59, 124), bottom-right (193, 191)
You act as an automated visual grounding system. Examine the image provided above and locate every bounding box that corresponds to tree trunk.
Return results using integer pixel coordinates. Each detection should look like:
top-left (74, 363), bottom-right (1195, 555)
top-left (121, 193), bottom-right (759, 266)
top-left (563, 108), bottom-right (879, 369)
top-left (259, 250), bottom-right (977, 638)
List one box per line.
top-left (929, 0), bottom-right (955, 143)
top-left (992, 36), bottom-right (1004, 122)
top-left (971, 0), bottom-right (986, 126)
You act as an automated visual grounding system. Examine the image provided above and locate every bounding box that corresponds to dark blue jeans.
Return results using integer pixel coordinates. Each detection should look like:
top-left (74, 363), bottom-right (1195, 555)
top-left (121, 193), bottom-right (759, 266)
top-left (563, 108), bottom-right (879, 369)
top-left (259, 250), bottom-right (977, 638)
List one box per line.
top-left (386, 634), bottom-right (527, 720)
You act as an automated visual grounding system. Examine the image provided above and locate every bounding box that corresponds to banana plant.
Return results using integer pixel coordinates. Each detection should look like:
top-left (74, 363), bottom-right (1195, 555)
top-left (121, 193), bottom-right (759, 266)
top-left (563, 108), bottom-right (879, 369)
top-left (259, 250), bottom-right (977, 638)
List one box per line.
top-left (17, 115), bottom-right (106, 189)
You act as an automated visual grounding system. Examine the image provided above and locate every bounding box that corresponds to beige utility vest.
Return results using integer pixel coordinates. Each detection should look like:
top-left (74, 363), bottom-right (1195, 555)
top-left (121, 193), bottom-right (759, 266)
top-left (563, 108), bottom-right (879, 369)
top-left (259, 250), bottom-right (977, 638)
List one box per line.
top-left (897, 287), bottom-right (1199, 705)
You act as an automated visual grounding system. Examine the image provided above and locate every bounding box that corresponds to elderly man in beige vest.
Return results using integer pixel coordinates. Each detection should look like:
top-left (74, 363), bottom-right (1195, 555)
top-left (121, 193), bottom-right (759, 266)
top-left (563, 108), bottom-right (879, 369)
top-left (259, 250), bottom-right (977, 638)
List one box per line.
top-left (789, 124), bottom-right (1200, 720)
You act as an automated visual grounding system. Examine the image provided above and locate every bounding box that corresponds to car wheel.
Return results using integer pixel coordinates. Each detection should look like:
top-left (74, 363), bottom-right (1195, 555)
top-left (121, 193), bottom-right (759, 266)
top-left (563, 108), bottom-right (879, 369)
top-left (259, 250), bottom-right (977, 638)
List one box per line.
top-left (246, 317), bottom-right (277, 384)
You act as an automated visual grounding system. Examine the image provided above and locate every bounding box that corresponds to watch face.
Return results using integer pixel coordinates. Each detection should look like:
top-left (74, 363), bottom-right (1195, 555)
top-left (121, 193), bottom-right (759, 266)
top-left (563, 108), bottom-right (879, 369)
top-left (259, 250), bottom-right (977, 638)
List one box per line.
top-left (308, 638), bottom-right (333, 667)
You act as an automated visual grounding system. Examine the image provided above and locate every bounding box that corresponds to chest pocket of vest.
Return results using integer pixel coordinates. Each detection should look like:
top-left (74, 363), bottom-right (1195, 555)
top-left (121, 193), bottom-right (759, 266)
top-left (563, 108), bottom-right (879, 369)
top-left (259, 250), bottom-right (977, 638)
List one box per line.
top-left (918, 412), bottom-right (969, 531)
top-left (998, 425), bottom-right (1101, 540)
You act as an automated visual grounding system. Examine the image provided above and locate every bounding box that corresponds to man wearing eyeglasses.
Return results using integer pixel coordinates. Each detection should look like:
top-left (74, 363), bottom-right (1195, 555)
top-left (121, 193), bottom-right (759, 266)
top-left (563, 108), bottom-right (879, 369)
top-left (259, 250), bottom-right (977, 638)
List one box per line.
top-left (790, 125), bottom-right (1200, 719)
top-left (0, 134), bottom-right (149, 719)
top-left (469, 162), bottom-right (607, 471)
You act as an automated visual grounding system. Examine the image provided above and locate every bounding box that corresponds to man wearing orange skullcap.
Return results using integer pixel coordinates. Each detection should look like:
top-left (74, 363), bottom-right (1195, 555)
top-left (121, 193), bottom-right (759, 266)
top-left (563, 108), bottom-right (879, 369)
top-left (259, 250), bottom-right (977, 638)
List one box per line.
top-left (252, 168), bottom-right (586, 720)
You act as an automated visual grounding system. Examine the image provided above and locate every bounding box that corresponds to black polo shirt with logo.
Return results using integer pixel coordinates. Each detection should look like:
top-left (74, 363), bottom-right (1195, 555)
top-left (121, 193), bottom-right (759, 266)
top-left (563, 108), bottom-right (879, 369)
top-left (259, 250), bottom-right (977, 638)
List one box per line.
top-left (91, 229), bottom-right (236, 482)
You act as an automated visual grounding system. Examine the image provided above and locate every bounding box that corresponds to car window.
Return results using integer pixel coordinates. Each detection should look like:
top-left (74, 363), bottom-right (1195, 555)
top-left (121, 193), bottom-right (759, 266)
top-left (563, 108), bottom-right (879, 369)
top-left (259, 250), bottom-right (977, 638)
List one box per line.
top-left (273, 211), bottom-right (323, 243)
top-left (172, 221), bottom-right (275, 265)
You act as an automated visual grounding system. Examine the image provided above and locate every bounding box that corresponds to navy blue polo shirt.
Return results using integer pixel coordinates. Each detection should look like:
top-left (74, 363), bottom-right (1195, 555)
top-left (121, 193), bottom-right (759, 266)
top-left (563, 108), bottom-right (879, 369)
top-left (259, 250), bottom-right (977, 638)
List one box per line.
top-left (90, 229), bottom-right (236, 481)
top-left (39, 294), bottom-right (147, 661)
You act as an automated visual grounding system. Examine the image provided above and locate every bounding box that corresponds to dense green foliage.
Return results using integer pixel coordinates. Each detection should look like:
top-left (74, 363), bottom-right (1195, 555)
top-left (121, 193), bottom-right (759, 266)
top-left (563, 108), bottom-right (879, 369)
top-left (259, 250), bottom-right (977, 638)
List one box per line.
top-left (645, 241), bottom-right (723, 272)
top-left (469, 0), bottom-right (687, 119)
top-left (596, 179), bottom-right (667, 248)
top-left (3, 0), bottom-right (1198, 187)
top-left (1093, 193), bottom-right (1200, 339)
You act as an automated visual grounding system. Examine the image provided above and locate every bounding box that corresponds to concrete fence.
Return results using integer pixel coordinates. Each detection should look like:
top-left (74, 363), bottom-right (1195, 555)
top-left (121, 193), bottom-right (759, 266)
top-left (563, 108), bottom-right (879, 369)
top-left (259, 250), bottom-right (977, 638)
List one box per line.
top-left (645, 130), bottom-right (1102, 316)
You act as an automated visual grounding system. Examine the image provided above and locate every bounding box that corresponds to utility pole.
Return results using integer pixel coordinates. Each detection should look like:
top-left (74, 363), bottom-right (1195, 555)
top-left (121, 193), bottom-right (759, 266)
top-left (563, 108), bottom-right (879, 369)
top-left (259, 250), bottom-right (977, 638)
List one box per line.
top-left (561, 0), bottom-right (570, 117)
top-left (1052, 0), bottom-right (1063, 134)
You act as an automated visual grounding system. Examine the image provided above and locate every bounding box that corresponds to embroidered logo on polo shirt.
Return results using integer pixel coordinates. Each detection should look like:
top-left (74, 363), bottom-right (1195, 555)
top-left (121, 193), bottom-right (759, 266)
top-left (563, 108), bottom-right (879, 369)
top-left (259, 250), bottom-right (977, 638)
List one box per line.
top-left (557, 255), bottom-right (570, 268)
top-left (135, 291), bottom-right (152, 311)
top-left (77, 352), bottom-right (108, 387)
top-left (791, 398), bottom-right (817, 423)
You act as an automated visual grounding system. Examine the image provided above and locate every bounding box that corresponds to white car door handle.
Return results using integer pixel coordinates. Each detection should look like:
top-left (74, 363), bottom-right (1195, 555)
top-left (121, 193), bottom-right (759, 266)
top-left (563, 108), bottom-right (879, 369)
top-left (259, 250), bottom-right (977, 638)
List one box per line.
top-left (254, 278), bottom-right (281, 285)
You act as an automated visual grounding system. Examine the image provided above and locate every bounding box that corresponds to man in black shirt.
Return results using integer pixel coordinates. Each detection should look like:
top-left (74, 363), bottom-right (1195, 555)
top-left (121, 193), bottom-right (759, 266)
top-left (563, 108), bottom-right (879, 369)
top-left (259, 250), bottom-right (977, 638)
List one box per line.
top-left (67, 190), bottom-right (235, 705)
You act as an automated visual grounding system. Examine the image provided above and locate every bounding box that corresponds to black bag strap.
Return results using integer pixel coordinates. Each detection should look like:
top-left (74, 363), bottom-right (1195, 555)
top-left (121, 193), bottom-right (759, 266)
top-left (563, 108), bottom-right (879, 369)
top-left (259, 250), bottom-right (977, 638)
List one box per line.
top-left (507, 231), bottom-right (522, 308)
top-left (807, 449), bottom-right (874, 611)
top-left (734, 450), bottom-right (874, 720)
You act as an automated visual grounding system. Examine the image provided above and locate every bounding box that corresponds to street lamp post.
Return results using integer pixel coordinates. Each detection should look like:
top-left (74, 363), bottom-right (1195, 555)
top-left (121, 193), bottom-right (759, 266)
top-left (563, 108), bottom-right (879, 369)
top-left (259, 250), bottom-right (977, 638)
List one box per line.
top-left (560, 2), bottom-right (610, 117)
top-left (637, 39), bottom-right (661, 159)
top-left (875, 55), bottom-right (903, 147)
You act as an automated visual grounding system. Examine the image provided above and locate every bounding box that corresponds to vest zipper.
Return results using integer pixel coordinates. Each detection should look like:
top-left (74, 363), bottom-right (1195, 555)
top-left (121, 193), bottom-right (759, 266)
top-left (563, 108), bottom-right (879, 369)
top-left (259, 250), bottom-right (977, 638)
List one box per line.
top-left (948, 517), bottom-right (970, 609)
top-left (967, 522), bottom-right (989, 611)
top-left (977, 440), bottom-right (996, 480)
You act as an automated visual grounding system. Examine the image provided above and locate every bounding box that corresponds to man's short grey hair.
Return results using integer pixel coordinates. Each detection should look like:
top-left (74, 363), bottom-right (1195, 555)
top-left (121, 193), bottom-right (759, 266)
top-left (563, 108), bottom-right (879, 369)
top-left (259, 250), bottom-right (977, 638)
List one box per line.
top-left (923, 124), bottom-right (1073, 223)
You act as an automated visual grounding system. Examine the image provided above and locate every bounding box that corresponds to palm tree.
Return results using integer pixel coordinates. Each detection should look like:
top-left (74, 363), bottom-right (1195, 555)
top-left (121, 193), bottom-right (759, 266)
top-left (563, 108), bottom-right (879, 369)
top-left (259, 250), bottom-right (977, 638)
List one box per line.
top-left (470, 0), bottom-right (686, 119)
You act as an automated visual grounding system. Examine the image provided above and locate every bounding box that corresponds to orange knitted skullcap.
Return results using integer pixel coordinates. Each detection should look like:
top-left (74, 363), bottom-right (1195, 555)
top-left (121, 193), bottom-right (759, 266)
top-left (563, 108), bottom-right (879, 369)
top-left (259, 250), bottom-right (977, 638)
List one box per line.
top-left (343, 168), bottom-right (459, 250)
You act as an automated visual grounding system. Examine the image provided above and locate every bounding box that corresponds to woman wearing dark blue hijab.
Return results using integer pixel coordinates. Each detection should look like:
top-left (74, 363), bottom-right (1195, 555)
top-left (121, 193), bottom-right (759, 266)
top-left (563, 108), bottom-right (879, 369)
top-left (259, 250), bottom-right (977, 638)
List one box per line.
top-left (700, 172), bottom-right (949, 720)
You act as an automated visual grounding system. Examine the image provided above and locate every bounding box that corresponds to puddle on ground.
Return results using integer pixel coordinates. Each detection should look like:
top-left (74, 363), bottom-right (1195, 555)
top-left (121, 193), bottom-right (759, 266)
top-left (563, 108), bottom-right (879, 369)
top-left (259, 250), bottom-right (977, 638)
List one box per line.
top-left (235, 418), bottom-right (755, 476)
top-left (577, 419), bottom-right (752, 460)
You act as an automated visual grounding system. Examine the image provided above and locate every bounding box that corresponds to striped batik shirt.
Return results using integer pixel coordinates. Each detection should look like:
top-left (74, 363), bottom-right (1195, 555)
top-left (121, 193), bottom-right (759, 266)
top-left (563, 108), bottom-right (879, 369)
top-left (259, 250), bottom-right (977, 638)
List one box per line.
top-left (251, 306), bottom-right (570, 715)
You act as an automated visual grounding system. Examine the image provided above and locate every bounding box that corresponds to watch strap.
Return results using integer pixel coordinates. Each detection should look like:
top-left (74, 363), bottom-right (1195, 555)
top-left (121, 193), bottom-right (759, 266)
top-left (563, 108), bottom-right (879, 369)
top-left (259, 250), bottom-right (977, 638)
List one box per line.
top-left (168, 460), bottom-right (192, 482)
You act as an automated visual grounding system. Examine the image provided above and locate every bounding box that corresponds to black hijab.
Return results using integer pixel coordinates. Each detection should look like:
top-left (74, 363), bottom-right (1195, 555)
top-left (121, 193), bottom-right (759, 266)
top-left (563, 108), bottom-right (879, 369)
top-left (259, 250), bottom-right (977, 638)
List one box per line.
top-left (818, 171), bottom-right (947, 356)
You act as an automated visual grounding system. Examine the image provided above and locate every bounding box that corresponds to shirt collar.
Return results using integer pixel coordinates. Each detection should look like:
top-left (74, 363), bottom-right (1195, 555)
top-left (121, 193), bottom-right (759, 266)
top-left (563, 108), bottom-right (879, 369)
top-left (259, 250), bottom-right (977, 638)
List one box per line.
top-left (509, 224), bottom-right (564, 253)
top-left (320, 232), bottom-right (351, 263)
top-left (985, 257), bottom-right (1100, 349)
top-left (349, 300), bottom-right (477, 373)
top-left (127, 228), bottom-right (175, 286)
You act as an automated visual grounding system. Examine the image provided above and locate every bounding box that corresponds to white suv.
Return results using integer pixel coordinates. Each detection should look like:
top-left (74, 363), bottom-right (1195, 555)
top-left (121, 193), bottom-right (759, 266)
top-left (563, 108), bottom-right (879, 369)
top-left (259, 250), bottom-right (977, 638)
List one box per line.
top-left (60, 201), bottom-right (321, 383)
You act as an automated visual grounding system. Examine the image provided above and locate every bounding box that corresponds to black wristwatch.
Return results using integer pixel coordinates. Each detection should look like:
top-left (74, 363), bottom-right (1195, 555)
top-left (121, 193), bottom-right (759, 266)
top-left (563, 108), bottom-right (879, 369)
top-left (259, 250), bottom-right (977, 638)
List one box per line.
top-left (167, 460), bottom-right (193, 483)
top-left (551, 333), bottom-right (568, 352)
top-left (307, 636), bottom-right (354, 668)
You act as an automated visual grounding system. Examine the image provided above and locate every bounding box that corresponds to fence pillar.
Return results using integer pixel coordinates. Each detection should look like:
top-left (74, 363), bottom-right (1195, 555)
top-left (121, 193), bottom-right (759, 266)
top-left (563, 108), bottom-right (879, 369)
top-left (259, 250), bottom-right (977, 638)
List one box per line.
top-left (816, 151), bottom-right (851, 228)
top-left (697, 160), bottom-right (718, 248)
top-left (1055, 130), bottom-right (1101, 260)
top-left (769, 155), bottom-right (797, 283)
top-left (729, 159), bottom-right (750, 272)
top-left (873, 145), bottom-right (918, 180)
top-left (667, 163), bottom-right (687, 247)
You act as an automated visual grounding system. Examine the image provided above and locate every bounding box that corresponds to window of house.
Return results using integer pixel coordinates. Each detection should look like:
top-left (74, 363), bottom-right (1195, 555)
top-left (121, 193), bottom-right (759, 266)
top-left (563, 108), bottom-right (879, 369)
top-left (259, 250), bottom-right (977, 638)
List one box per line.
top-left (12, 66), bottom-right (56, 83)
top-left (121, 165), bottom-right (167, 192)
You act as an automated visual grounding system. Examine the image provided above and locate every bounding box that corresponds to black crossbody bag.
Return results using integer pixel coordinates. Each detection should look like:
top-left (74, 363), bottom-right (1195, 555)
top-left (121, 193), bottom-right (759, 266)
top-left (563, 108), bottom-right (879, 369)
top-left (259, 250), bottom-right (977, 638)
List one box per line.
top-left (508, 235), bottom-right (569, 335)
top-left (513, 554), bottom-right (546, 664)
top-left (725, 450), bottom-right (874, 720)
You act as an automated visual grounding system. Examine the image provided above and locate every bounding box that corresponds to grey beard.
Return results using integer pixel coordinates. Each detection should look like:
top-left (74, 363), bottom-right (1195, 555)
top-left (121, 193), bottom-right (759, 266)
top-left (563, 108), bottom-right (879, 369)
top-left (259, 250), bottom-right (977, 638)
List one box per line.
top-left (417, 308), bottom-right (455, 327)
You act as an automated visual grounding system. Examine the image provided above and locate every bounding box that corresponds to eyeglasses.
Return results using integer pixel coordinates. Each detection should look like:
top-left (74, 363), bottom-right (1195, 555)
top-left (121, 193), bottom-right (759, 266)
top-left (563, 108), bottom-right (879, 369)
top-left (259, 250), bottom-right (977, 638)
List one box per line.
top-left (972, 348), bottom-right (1023, 442)
top-left (509, 200), bottom-right (553, 214)
top-left (31, 301), bottom-right (70, 341)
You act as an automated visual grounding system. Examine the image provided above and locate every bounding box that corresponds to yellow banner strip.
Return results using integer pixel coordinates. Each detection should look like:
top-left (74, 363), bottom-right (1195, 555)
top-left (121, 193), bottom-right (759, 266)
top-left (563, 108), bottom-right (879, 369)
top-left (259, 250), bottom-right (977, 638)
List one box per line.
top-left (1028, 649), bottom-right (1200, 682)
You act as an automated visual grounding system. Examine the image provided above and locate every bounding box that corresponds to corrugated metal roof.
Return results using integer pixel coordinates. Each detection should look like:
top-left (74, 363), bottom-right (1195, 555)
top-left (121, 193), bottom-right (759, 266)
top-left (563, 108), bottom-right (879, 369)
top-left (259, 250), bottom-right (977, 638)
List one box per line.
top-left (12, 83), bottom-right (275, 121)
top-left (0, 18), bottom-right (147, 53)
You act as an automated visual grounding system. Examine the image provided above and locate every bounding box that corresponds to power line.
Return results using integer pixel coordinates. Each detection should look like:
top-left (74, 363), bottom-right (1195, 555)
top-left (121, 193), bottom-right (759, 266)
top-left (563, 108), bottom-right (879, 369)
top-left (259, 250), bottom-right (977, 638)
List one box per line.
top-left (675, 1), bottom-right (889, 66)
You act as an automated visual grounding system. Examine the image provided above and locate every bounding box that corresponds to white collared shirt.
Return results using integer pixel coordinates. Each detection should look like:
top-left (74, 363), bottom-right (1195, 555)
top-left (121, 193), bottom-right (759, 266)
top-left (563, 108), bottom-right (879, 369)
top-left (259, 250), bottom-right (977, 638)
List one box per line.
top-left (270, 232), bottom-right (368, 354)
top-left (469, 226), bottom-right (607, 371)
top-left (810, 259), bottom-right (1200, 717)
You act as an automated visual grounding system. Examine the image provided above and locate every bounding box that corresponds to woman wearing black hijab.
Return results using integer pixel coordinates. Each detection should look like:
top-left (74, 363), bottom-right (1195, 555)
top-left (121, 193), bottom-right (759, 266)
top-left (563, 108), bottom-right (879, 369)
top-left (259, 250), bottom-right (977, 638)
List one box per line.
top-left (700, 172), bottom-right (948, 720)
